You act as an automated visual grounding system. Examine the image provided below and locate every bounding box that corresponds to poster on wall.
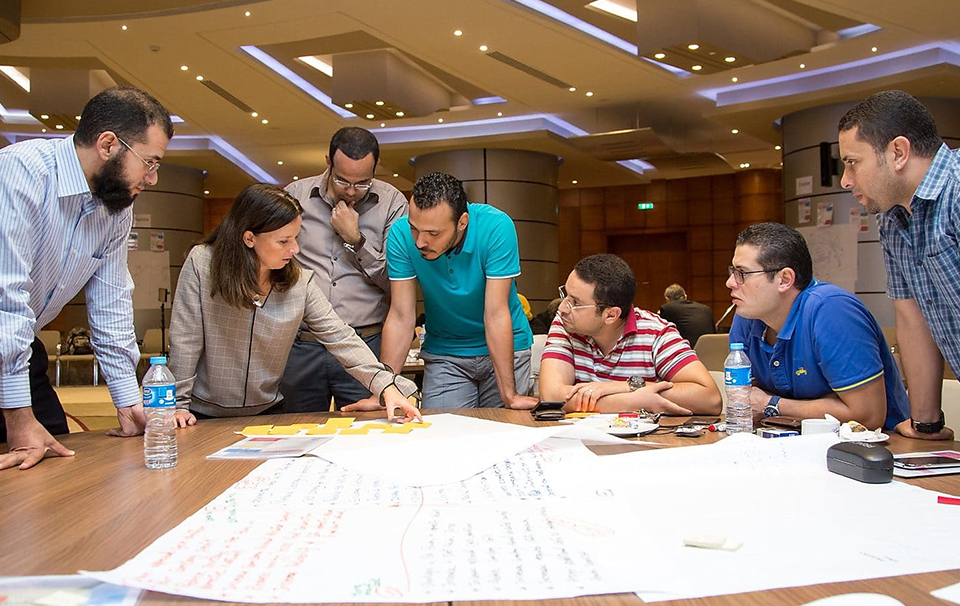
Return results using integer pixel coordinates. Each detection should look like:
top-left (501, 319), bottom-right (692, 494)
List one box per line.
top-left (796, 176), bottom-right (813, 196)
top-left (797, 223), bottom-right (859, 292)
top-left (128, 251), bottom-right (171, 311)
top-left (127, 232), bottom-right (139, 251)
top-left (817, 202), bottom-right (834, 227)
top-left (850, 208), bottom-right (869, 232)
top-left (134, 214), bottom-right (151, 228)
top-left (150, 232), bottom-right (165, 252)
top-left (798, 198), bottom-right (811, 223)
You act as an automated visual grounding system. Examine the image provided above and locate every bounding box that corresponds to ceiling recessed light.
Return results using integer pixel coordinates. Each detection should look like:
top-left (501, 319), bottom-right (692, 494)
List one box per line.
top-left (775, 145), bottom-right (782, 151)
top-left (731, 129), bottom-right (739, 134)
top-left (344, 103), bottom-right (354, 109)
top-left (724, 56), bottom-right (736, 63)
top-left (40, 114), bottom-right (49, 119)
top-left (454, 30), bottom-right (463, 36)
top-left (365, 113), bottom-right (375, 119)
top-left (380, 122), bottom-right (385, 127)
top-left (375, 100), bottom-right (384, 106)
top-left (204, 190), bottom-right (210, 195)
top-left (799, 63), bottom-right (806, 69)
top-left (497, 112), bottom-right (502, 117)
top-left (393, 173), bottom-right (399, 178)
top-left (75, 115), bottom-right (81, 120)
top-left (687, 43), bottom-right (699, 50)
top-left (871, 46), bottom-right (878, 52)
top-left (41, 128), bottom-right (46, 133)
top-left (121, 25), bottom-right (128, 31)
top-left (585, 91), bottom-right (594, 97)
top-left (277, 161), bottom-right (283, 165)
top-left (568, 87), bottom-right (577, 92)
top-left (55, 125), bottom-right (63, 130)
top-left (395, 111), bottom-right (404, 117)
top-left (654, 52), bottom-right (666, 59)
top-left (691, 65), bottom-right (702, 71)
top-left (731, 76), bottom-right (739, 82)
top-left (244, 11), bottom-right (251, 16)
top-left (261, 119), bottom-right (269, 124)
top-left (293, 176), bottom-right (299, 180)
top-left (479, 45), bottom-right (488, 52)
top-left (739, 162), bottom-right (751, 168)
top-left (251, 111), bottom-right (258, 117)
top-left (196, 75), bottom-right (204, 81)
top-left (180, 65), bottom-right (189, 71)
top-left (572, 180), bottom-right (578, 184)
top-left (438, 118), bottom-right (444, 123)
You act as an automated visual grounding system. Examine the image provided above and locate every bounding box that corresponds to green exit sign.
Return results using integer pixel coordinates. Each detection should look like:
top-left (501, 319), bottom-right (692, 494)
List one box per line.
top-left (637, 202), bottom-right (654, 210)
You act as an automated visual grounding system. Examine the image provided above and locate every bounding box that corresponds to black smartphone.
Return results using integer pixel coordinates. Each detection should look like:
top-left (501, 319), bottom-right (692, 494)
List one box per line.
top-left (532, 401), bottom-right (565, 421)
top-left (893, 455), bottom-right (960, 469)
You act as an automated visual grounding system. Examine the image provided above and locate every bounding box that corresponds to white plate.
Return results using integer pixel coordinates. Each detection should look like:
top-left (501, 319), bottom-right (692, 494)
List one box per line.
top-left (840, 431), bottom-right (889, 443)
top-left (606, 422), bottom-right (659, 437)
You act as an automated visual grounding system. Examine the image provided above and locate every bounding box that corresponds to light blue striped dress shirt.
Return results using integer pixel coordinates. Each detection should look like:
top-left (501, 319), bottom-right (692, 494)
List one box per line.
top-left (0, 135), bottom-right (141, 410)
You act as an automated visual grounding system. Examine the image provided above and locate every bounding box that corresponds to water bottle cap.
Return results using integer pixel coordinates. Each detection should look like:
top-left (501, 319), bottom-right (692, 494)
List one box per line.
top-left (730, 342), bottom-right (744, 351)
top-left (149, 356), bottom-right (167, 365)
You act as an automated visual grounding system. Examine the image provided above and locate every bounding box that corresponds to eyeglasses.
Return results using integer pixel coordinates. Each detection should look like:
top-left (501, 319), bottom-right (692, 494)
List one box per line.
top-left (332, 176), bottom-right (373, 192)
top-left (558, 285), bottom-right (599, 312)
top-left (116, 136), bottom-right (161, 174)
top-left (728, 266), bottom-right (782, 285)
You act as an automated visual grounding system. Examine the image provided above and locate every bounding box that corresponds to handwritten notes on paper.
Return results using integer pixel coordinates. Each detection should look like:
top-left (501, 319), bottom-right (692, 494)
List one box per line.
top-left (241, 419), bottom-right (433, 437)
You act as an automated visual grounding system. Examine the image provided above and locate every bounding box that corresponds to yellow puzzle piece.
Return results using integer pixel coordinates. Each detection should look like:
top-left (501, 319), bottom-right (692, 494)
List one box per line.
top-left (242, 425), bottom-right (274, 435)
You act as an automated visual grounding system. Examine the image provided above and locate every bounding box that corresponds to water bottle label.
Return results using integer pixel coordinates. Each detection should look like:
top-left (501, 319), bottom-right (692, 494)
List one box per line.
top-left (143, 385), bottom-right (175, 408)
top-left (724, 367), bottom-right (752, 387)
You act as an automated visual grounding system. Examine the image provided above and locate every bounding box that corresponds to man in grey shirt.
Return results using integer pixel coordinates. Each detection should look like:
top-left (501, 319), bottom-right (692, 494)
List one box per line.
top-left (280, 127), bottom-right (408, 411)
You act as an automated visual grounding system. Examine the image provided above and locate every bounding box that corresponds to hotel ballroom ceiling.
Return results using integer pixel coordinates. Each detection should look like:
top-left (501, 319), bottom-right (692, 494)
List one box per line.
top-left (1, 0), bottom-right (960, 196)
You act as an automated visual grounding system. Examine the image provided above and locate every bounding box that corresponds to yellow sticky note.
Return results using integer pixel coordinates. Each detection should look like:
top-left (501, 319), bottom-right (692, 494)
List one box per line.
top-left (364, 423), bottom-right (392, 430)
top-left (306, 426), bottom-right (338, 435)
top-left (565, 412), bottom-right (596, 419)
top-left (339, 427), bottom-right (371, 435)
top-left (323, 418), bottom-right (355, 429)
top-left (291, 423), bottom-right (320, 430)
top-left (407, 422), bottom-right (432, 429)
top-left (242, 425), bottom-right (274, 435)
top-left (269, 426), bottom-right (300, 435)
top-left (383, 425), bottom-right (414, 434)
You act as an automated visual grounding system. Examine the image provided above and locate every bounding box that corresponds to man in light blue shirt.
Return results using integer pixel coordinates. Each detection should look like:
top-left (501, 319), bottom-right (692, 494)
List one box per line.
top-left (0, 86), bottom-right (173, 471)
top-left (348, 172), bottom-right (537, 410)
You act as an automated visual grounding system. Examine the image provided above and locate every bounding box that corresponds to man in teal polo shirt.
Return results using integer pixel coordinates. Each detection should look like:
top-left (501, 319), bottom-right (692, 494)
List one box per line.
top-left (370, 171), bottom-right (538, 409)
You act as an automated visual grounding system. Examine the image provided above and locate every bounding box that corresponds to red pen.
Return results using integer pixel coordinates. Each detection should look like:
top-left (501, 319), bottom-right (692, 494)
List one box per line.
top-left (938, 495), bottom-right (960, 506)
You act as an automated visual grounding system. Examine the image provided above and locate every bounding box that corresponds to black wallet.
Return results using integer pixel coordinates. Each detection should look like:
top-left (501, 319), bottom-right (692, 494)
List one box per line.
top-left (761, 416), bottom-right (803, 430)
top-left (532, 401), bottom-right (565, 421)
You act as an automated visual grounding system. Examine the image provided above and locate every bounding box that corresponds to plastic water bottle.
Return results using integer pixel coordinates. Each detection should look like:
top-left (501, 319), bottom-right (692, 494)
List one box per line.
top-left (724, 343), bottom-right (754, 435)
top-left (143, 356), bottom-right (177, 469)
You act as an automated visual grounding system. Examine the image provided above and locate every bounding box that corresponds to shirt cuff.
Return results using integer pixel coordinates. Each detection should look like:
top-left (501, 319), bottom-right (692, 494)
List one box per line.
top-left (0, 372), bottom-right (32, 409)
top-left (108, 376), bottom-right (142, 408)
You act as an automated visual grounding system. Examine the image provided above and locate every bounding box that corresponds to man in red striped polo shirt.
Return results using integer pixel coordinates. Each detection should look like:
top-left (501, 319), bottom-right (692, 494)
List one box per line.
top-left (539, 254), bottom-right (722, 414)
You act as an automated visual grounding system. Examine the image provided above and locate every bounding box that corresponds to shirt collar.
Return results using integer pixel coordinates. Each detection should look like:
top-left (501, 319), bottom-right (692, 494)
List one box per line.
top-left (913, 143), bottom-right (955, 202)
top-left (622, 306), bottom-right (639, 337)
top-left (776, 278), bottom-right (819, 341)
top-left (55, 135), bottom-right (92, 200)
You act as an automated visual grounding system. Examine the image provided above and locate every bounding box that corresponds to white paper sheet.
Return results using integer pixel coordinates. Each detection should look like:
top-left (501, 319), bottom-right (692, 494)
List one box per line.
top-left (933, 580), bottom-right (960, 605)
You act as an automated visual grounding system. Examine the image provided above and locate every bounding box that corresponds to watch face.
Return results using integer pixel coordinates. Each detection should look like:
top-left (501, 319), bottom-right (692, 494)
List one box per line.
top-left (763, 406), bottom-right (779, 418)
top-left (628, 376), bottom-right (645, 390)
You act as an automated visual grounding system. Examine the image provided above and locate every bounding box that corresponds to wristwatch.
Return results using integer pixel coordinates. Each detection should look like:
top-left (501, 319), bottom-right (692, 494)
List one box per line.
top-left (343, 233), bottom-right (366, 254)
top-left (912, 411), bottom-right (945, 434)
top-left (763, 395), bottom-right (781, 418)
top-left (627, 376), bottom-right (646, 391)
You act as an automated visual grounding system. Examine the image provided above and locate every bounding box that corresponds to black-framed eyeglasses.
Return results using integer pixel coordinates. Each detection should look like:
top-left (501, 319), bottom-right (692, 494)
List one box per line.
top-left (728, 266), bottom-right (782, 285)
top-left (332, 176), bottom-right (373, 192)
top-left (116, 136), bottom-right (161, 174)
top-left (558, 285), bottom-right (599, 312)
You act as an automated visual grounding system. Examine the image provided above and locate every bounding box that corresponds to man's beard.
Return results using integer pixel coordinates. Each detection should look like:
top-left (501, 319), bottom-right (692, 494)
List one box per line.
top-left (92, 154), bottom-right (137, 215)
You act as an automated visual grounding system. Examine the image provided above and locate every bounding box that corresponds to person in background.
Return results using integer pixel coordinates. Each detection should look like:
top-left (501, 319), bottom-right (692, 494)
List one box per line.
top-left (351, 172), bottom-right (537, 411)
top-left (658, 283), bottom-right (715, 347)
top-left (539, 254), bottom-right (721, 414)
top-left (169, 184), bottom-right (420, 425)
top-left (0, 86), bottom-right (173, 471)
top-left (727, 222), bottom-right (908, 431)
top-left (281, 127), bottom-right (408, 412)
top-left (838, 90), bottom-right (956, 440)
top-left (530, 298), bottom-right (562, 335)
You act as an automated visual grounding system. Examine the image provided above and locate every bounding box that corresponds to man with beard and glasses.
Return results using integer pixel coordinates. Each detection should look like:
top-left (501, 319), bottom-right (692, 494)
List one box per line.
top-left (0, 86), bottom-right (173, 471)
top-left (839, 90), bottom-right (956, 440)
top-left (346, 171), bottom-right (538, 411)
top-left (281, 127), bottom-right (409, 412)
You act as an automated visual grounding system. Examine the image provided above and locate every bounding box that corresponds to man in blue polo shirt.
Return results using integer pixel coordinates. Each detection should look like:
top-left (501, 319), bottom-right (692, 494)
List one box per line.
top-left (367, 171), bottom-right (537, 410)
top-left (727, 222), bottom-right (908, 431)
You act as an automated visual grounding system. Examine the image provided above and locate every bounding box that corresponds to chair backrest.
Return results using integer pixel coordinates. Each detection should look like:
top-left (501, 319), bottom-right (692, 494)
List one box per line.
top-left (38, 330), bottom-right (61, 353)
top-left (694, 334), bottom-right (729, 372)
top-left (141, 328), bottom-right (166, 353)
top-left (530, 334), bottom-right (548, 377)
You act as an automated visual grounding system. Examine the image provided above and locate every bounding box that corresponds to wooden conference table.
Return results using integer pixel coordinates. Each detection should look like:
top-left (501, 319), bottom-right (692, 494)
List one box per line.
top-left (2, 409), bottom-right (959, 606)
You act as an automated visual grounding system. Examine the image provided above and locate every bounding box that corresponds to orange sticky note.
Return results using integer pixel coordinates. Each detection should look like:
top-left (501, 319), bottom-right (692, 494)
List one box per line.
top-left (242, 425), bottom-right (273, 435)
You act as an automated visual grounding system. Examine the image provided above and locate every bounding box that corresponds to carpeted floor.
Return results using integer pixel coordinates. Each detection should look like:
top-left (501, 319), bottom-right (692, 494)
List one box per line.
top-left (54, 386), bottom-right (119, 432)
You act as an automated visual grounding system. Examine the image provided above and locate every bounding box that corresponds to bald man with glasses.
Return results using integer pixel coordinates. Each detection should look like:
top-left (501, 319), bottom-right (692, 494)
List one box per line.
top-left (281, 127), bottom-right (409, 412)
top-left (539, 254), bottom-right (721, 415)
